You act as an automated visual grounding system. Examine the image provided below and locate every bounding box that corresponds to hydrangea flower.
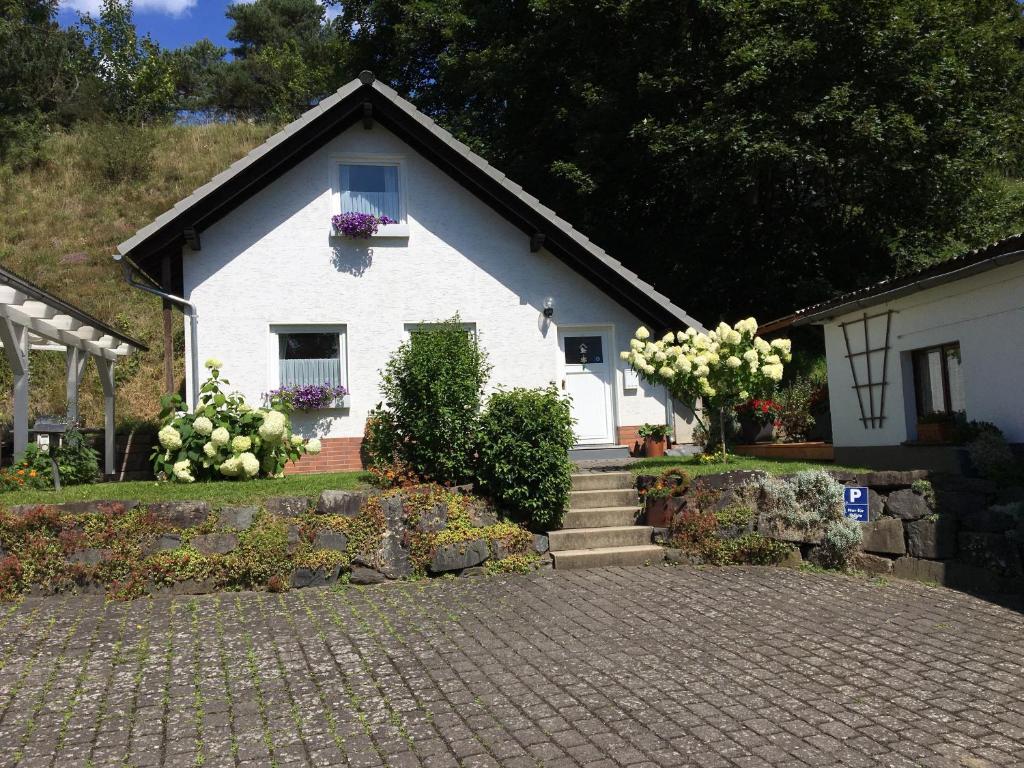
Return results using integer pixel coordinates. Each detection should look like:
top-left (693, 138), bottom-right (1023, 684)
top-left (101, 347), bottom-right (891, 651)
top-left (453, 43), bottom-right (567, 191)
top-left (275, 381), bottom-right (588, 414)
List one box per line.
top-left (305, 438), bottom-right (322, 455)
top-left (158, 425), bottom-right (182, 451)
top-left (239, 452), bottom-right (260, 478)
top-left (725, 356), bottom-right (742, 368)
top-left (219, 456), bottom-right (241, 477)
top-left (204, 358), bottom-right (223, 370)
top-left (258, 410), bottom-right (287, 442)
top-left (172, 459), bottom-right (194, 483)
top-left (290, 435), bottom-right (304, 447)
top-left (202, 442), bottom-right (217, 458)
top-left (635, 326), bottom-right (650, 340)
top-left (231, 435), bottom-right (252, 453)
top-left (211, 427), bottom-right (230, 447)
top-left (193, 416), bottom-right (213, 436)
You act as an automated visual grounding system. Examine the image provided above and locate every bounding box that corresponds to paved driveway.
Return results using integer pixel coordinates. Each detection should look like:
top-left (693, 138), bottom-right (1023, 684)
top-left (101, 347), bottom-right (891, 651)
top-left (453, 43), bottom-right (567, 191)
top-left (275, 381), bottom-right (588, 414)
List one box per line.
top-left (1, 567), bottom-right (1022, 768)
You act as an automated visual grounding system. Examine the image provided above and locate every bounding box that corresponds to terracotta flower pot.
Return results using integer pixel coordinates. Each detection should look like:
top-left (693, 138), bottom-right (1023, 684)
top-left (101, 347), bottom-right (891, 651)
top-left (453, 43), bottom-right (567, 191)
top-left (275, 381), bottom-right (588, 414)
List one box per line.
top-left (643, 435), bottom-right (666, 457)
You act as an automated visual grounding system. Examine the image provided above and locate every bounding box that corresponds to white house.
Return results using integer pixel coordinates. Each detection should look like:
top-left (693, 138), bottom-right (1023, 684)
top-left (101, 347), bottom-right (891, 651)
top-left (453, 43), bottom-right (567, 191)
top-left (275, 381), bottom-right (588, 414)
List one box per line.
top-left (781, 235), bottom-right (1024, 471)
top-left (116, 72), bottom-right (704, 472)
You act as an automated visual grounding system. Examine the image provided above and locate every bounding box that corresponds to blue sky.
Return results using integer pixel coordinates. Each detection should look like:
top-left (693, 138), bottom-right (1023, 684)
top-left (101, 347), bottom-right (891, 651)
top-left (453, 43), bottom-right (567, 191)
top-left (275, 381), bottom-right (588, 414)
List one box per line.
top-left (56, 1), bottom-right (337, 51)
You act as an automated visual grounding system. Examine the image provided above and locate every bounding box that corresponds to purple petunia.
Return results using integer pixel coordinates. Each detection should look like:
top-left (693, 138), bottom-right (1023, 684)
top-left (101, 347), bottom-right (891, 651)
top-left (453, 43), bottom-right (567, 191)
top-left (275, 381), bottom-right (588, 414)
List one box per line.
top-left (266, 383), bottom-right (349, 411)
top-left (331, 212), bottom-right (396, 239)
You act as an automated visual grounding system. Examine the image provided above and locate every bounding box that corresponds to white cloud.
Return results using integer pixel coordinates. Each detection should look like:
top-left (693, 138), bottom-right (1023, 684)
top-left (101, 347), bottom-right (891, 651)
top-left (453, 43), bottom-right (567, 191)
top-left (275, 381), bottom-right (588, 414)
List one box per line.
top-left (61, 0), bottom-right (198, 17)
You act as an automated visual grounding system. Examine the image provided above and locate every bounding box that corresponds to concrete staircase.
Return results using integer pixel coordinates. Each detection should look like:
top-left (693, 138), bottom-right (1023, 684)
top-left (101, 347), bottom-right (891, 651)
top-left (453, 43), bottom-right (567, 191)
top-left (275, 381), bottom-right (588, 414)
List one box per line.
top-left (549, 471), bottom-right (665, 569)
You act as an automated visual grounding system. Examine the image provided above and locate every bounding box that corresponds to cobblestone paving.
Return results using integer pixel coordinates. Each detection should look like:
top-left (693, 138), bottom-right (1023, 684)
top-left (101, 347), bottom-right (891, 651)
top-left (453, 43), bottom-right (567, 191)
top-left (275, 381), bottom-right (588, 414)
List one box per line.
top-left (1, 567), bottom-right (1023, 768)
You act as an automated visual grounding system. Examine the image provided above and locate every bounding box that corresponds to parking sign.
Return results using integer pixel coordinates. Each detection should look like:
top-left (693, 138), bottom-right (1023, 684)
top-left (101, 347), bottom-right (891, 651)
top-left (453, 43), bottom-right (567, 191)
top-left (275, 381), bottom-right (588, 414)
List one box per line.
top-left (844, 487), bottom-right (869, 522)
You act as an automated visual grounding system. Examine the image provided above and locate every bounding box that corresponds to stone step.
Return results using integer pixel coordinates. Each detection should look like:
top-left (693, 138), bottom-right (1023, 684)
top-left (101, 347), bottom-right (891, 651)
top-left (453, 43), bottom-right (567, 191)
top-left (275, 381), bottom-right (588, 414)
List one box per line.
top-left (551, 545), bottom-right (665, 570)
top-left (570, 472), bottom-right (634, 492)
top-left (560, 507), bottom-right (639, 529)
top-left (569, 488), bottom-right (639, 510)
top-left (549, 526), bottom-right (654, 552)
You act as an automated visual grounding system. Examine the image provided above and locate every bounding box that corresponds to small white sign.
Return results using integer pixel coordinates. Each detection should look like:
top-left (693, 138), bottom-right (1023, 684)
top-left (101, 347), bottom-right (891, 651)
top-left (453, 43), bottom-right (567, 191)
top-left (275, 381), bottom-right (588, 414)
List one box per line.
top-left (623, 368), bottom-right (639, 391)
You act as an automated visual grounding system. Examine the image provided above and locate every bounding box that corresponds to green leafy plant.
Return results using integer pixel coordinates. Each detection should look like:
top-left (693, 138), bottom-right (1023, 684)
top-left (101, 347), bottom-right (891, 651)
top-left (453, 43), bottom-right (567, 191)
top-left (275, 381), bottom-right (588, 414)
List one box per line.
top-left (967, 429), bottom-right (1019, 483)
top-left (373, 316), bottom-right (491, 485)
top-left (52, 429), bottom-right (100, 485)
top-left (152, 359), bottom-right (318, 483)
top-left (641, 468), bottom-right (690, 500)
top-left (773, 375), bottom-right (824, 442)
top-left (637, 423), bottom-right (669, 440)
top-left (476, 385), bottom-right (575, 530)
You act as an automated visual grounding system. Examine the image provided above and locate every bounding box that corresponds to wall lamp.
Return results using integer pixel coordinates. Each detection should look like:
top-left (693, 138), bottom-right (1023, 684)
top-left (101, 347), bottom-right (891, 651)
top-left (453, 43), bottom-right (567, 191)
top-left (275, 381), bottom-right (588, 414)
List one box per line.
top-left (543, 297), bottom-right (555, 318)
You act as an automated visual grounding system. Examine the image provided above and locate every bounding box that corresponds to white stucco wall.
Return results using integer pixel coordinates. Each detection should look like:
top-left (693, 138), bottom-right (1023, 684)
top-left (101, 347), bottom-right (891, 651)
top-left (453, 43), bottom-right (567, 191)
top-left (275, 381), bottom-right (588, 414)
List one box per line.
top-left (824, 259), bottom-right (1024, 447)
top-left (182, 123), bottom-right (688, 441)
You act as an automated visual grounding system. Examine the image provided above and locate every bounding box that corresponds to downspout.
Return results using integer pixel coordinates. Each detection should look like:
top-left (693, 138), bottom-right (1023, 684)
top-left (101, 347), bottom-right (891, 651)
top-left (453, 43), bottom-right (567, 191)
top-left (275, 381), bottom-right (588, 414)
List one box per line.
top-left (113, 254), bottom-right (200, 412)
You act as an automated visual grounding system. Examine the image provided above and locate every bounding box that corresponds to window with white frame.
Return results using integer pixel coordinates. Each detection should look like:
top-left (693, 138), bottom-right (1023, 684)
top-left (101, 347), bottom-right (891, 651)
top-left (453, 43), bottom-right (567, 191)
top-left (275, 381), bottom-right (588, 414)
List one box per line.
top-left (272, 325), bottom-right (347, 392)
top-left (331, 155), bottom-right (407, 235)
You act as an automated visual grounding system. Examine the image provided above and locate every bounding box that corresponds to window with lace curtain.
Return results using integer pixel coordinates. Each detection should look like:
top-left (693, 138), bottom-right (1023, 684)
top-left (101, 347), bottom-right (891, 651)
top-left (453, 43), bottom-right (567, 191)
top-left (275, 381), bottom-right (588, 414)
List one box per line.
top-left (332, 156), bottom-right (407, 235)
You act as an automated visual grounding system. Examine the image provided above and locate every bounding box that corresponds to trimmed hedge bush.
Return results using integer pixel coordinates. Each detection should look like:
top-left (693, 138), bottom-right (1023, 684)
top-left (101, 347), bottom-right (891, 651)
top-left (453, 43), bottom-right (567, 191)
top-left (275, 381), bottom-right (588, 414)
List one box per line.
top-left (476, 385), bottom-right (575, 530)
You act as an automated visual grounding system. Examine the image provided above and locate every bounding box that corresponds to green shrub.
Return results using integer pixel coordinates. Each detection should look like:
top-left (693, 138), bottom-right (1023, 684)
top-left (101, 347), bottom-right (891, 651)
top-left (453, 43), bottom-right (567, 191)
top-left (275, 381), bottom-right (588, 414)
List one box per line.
top-left (53, 429), bottom-right (100, 485)
top-left (790, 470), bottom-right (844, 523)
top-left (967, 429), bottom-right (1018, 483)
top-left (79, 122), bottom-right (156, 184)
top-left (819, 518), bottom-right (863, 569)
top-left (774, 375), bottom-right (823, 442)
top-left (476, 385), bottom-right (575, 530)
top-left (376, 317), bottom-right (491, 485)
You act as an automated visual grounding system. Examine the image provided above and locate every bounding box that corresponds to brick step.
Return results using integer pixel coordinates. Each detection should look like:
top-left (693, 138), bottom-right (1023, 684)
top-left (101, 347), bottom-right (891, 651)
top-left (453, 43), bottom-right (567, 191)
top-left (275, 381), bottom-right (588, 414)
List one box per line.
top-left (549, 526), bottom-right (653, 552)
top-left (560, 507), bottom-right (640, 529)
top-left (551, 545), bottom-right (665, 570)
top-left (570, 472), bottom-right (634, 492)
top-left (568, 488), bottom-right (639, 510)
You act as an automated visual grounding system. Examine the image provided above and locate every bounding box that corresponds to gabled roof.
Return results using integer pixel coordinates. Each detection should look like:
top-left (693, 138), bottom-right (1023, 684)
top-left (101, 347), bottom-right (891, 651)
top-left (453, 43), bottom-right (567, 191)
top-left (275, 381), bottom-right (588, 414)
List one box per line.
top-left (760, 233), bottom-right (1024, 331)
top-left (118, 72), bottom-right (704, 332)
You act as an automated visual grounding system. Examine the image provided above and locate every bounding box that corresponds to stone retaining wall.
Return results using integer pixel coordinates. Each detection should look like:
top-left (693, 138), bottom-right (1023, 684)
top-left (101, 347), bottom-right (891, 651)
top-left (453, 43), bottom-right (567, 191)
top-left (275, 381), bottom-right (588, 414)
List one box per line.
top-left (640, 469), bottom-right (1024, 594)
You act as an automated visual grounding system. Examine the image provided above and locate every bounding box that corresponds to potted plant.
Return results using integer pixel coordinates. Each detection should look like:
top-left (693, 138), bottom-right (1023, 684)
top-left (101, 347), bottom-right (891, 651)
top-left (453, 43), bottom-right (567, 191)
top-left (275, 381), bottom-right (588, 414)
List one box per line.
top-left (266, 383), bottom-right (349, 411)
top-left (638, 423), bottom-right (669, 457)
top-left (917, 411), bottom-right (957, 444)
top-left (641, 468), bottom-right (690, 526)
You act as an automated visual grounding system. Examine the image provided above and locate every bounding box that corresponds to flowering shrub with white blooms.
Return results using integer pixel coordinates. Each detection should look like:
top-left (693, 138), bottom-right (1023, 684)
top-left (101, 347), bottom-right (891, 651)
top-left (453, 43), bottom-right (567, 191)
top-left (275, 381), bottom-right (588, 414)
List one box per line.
top-left (621, 317), bottom-right (792, 459)
top-left (151, 359), bottom-right (321, 482)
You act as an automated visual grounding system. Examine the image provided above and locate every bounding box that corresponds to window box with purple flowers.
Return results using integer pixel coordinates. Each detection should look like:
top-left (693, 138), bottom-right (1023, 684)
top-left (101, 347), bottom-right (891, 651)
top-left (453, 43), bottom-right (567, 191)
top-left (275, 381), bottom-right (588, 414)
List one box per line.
top-left (266, 383), bottom-right (350, 412)
top-left (330, 212), bottom-right (407, 239)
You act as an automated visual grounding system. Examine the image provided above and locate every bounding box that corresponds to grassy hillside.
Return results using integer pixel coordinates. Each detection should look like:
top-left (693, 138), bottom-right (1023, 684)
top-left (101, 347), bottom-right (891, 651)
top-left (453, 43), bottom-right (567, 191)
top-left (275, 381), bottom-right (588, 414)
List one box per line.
top-left (0, 122), bottom-right (277, 431)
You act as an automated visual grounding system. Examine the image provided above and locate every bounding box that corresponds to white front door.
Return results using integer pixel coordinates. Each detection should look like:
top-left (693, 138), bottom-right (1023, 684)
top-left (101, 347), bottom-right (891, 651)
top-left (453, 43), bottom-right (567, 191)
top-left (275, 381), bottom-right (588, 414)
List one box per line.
top-left (560, 330), bottom-right (615, 445)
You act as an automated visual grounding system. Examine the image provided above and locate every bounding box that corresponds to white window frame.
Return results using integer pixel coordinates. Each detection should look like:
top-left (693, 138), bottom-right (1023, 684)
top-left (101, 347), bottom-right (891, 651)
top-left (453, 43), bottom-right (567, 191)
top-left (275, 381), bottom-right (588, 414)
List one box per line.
top-left (330, 154), bottom-right (409, 237)
top-left (268, 323), bottom-right (350, 409)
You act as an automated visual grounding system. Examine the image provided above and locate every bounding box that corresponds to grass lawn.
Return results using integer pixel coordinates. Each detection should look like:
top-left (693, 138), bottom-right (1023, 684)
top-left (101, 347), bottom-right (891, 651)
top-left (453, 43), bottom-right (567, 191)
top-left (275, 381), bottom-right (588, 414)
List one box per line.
top-left (0, 471), bottom-right (371, 508)
top-left (629, 455), bottom-right (869, 478)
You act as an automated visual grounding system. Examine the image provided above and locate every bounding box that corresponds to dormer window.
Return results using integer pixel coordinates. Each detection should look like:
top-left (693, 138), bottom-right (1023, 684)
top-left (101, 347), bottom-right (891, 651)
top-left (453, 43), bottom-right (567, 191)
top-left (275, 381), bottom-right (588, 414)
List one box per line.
top-left (331, 155), bottom-right (408, 237)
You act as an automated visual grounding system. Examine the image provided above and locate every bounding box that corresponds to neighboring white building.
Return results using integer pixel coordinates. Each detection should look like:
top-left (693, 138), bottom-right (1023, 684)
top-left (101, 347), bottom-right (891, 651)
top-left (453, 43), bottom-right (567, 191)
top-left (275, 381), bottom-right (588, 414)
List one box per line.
top-left (116, 72), bottom-right (704, 472)
top-left (782, 236), bottom-right (1024, 470)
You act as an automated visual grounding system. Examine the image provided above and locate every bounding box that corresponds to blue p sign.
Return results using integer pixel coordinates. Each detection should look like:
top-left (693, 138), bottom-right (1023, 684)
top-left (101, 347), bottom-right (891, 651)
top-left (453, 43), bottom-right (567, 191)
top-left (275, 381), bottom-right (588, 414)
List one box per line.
top-left (844, 486), bottom-right (869, 522)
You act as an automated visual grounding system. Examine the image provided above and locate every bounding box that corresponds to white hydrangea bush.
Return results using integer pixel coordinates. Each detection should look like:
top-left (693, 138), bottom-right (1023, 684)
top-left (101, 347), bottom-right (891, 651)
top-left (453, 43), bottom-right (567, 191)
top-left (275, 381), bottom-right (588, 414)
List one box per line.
top-left (152, 359), bottom-right (321, 483)
top-left (621, 317), bottom-right (792, 458)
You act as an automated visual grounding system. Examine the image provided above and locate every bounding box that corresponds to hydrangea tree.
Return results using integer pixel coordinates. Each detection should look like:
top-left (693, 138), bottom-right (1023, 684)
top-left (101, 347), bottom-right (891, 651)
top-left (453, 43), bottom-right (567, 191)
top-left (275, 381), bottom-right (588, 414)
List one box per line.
top-left (152, 359), bottom-right (322, 482)
top-left (621, 318), bottom-right (792, 461)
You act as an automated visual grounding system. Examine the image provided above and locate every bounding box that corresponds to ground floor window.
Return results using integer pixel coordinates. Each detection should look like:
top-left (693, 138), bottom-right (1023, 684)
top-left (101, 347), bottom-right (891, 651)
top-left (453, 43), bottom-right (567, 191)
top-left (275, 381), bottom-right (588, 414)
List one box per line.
top-left (912, 342), bottom-right (964, 416)
top-left (272, 325), bottom-right (347, 389)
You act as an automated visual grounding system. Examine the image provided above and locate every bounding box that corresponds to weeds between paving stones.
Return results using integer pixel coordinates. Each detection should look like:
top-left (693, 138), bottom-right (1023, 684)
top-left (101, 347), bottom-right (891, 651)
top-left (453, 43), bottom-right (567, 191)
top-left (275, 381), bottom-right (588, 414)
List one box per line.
top-left (0, 600), bottom-right (41, 673)
top-left (328, 590), bottom-right (414, 748)
top-left (54, 607), bottom-right (105, 757)
top-left (123, 602), bottom-right (158, 767)
top-left (211, 596), bottom-right (240, 761)
top-left (0, 610), bottom-right (58, 724)
top-left (187, 599), bottom-right (208, 766)
top-left (273, 593), bottom-right (349, 761)
top-left (318, 590), bottom-right (413, 749)
top-left (83, 607), bottom-right (130, 766)
top-left (233, 594), bottom-right (279, 766)
top-left (13, 606), bottom-right (86, 762)
top-left (158, 601), bottom-right (178, 767)
top-left (252, 593), bottom-right (311, 758)
top-left (295, 590), bottom-right (385, 764)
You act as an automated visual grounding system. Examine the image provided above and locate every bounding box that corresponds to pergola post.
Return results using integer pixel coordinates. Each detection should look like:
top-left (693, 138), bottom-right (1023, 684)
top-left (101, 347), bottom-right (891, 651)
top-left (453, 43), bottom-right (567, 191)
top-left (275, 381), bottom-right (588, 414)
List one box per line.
top-left (95, 356), bottom-right (116, 477)
top-left (65, 347), bottom-right (88, 424)
top-left (0, 318), bottom-right (29, 455)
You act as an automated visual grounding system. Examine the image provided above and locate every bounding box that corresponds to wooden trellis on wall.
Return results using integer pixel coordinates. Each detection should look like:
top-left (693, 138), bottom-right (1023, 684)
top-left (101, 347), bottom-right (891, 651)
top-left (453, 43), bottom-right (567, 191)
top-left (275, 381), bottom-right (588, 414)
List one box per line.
top-left (838, 310), bottom-right (893, 429)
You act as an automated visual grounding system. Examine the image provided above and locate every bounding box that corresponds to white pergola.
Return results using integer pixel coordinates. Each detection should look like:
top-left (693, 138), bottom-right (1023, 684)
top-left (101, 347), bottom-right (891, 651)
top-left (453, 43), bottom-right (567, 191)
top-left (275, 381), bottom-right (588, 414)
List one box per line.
top-left (0, 268), bottom-right (145, 476)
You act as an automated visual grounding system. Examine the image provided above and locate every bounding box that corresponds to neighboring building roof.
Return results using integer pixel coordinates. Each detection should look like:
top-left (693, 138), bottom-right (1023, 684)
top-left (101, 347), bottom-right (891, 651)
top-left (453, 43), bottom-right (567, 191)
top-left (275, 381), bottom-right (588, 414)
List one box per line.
top-left (118, 72), bottom-right (704, 332)
top-left (761, 233), bottom-right (1024, 330)
top-left (0, 264), bottom-right (147, 356)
